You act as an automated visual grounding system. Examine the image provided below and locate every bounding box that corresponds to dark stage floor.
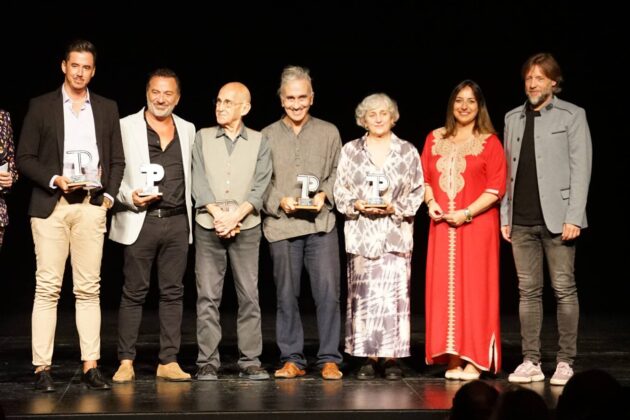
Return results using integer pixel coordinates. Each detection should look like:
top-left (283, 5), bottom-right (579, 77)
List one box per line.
top-left (0, 310), bottom-right (628, 419)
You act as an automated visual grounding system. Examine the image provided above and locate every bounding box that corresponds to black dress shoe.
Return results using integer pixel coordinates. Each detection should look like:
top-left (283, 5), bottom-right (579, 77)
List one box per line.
top-left (35, 369), bottom-right (55, 392)
top-left (81, 367), bottom-right (111, 390)
top-left (383, 359), bottom-right (402, 380)
top-left (357, 359), bottom-right (378, 380)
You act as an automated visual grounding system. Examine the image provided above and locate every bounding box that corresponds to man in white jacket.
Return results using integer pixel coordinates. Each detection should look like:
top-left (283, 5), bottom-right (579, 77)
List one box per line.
top-left (109, 68), bottom-right (195, 383)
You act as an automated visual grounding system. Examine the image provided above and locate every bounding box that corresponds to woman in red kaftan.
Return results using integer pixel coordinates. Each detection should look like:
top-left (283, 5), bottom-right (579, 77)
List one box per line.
top-left (421, 80), bottom-right (506, 380)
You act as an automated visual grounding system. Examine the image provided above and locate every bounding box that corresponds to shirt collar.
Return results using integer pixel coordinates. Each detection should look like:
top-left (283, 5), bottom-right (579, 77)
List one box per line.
top-left (520, 96), bottom-right (555, 118)
top-left (359, 132), bottom-right (402, 153)
top-left (216, 125), bottom-right (248, 140)
top-left (61, 85), bottom-right (91, 104)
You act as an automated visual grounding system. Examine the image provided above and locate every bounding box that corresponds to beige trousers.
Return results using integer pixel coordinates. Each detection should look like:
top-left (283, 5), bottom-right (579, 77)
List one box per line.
top-left (31, 196), bottom-right (107, 366)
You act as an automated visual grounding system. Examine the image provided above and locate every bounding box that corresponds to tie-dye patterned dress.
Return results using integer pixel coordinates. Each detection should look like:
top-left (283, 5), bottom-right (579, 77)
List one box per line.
top-left (334, 134), bottom-right (424, 357)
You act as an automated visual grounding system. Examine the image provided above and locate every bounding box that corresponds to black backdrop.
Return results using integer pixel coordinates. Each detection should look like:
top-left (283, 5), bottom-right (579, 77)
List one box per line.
top-left (0, 1), bottom-right (624, 317)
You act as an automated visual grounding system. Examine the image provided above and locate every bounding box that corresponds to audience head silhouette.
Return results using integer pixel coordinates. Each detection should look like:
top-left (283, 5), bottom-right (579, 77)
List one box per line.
top-left (556, 369), bottom-right (624, 420)
top-left (449, 380), bottom-right (499, 420)
top-left (490, 385), bottom-right (548, 420)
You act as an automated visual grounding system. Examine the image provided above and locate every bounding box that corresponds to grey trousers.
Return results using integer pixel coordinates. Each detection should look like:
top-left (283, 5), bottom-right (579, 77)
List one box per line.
top-left (195, 223), bottom-right (263, 370)
top-left (511, 224), bottom-right (579, 365)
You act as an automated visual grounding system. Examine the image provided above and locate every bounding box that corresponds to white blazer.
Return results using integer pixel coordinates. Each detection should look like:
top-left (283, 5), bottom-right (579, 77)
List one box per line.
top-left (109, 108), bottom-right (195, 245)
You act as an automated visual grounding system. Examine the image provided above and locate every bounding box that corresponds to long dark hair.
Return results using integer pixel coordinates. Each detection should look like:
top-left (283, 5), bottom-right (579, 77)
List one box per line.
top-left (443, 79), bottom-right (495, 138)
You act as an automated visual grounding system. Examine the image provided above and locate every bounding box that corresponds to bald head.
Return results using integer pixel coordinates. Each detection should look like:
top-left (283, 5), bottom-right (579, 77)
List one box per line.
top-left (219, 82), bottom-right (251, 103)
top-left (215, 81), bottom-right (251, 129)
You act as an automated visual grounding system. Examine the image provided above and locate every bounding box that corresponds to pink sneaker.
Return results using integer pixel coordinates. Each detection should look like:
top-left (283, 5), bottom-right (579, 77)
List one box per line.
top-left (550, 362), bottom-right (574, 386)
top-left (508, 360), bottom-right (545, 383)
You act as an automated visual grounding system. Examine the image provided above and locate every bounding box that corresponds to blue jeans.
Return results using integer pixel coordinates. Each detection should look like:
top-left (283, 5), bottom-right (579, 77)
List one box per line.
top-left (269, 228), bottom-right (342, 369)
top-left (511, 224), bottom-right (579, 365)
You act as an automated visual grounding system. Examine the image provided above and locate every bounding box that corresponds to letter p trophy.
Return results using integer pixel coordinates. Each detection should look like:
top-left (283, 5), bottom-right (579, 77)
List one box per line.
top-left (365, 173), bottom-right (389, 208)
top-left (139, 163), bottom-right (164, 196)
top-left (296, 174), bottom-right (320, 210)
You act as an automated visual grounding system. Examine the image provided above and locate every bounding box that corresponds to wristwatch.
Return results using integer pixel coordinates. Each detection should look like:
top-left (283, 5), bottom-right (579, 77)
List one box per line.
top-left (463, 208), bottom-right (473, 223)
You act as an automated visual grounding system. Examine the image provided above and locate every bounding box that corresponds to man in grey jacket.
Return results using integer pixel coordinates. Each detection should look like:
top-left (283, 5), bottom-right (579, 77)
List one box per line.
top-left (500, 53), bottom-right (592, 386)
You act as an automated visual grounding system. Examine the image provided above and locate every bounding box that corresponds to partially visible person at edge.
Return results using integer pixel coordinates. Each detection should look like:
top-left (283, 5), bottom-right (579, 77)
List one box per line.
top-left (109, 68), bottom-right (195, 384)
top-left (334, 93), bottom-right (423, 380)
top-left (17, 39), bottom-right (125, 392)
top-left (192, 82), bottom-right (272, 381)
top-left (0, 109), bottom-right (18, 251)
top-left (421, 80), bottom-right (506, 381)
top-left (501, 52), bottom-right (592, 387)
top-left (261, 65), bottom-right (343, 380)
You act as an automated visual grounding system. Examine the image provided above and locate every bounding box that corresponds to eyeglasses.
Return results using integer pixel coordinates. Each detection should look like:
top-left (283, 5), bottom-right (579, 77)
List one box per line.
top-left (213, 99), bottom-right (243, 109)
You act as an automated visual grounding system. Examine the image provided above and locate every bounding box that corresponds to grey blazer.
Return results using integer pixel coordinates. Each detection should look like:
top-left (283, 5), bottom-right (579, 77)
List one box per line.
top-left (500, 97), bottom-right (592, 234)
top-left (109, 108), bottom-right (196, 245)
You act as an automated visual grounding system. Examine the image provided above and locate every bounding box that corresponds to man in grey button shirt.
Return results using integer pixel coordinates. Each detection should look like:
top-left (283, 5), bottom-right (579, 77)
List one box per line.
top-left (192, 82), bottom-right (272, 381)
top-left (500, 53), bottom-right (592, 386)
top-left (262, 66), bottom-right (343, 380)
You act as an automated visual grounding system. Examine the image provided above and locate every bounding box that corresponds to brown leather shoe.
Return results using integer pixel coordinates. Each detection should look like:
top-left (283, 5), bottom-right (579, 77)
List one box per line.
top-left (321, 362), bottom-right (343, 380)
top-left (112, 362), bottom-right (135, 383)
top-left (274, 362), bottom-right (306, 379)
top-left (156, 362), bottom-right (192, 382)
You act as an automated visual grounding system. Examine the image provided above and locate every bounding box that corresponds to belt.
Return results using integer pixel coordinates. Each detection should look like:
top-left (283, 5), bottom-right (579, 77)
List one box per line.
top-left (146, 207), bottom-right (186, 218)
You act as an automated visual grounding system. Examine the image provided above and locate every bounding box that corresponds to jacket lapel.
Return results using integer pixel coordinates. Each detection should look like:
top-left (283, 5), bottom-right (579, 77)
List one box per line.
top-left (54, 90), bottom-right (65, 167)
top-left (91, 94), bottom-right (104, 161)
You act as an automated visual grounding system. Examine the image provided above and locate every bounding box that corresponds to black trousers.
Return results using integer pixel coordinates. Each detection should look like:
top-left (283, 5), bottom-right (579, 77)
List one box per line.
top-left (117, 213), bottom-right (189, 364)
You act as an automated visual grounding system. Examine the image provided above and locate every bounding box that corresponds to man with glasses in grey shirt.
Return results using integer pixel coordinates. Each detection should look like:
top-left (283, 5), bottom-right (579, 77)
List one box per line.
top-left (192, 82), bottom-right (272, 381)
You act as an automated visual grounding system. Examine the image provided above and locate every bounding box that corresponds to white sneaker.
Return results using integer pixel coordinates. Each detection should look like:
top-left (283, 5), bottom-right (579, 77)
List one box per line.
top-left (508, 360), bottom-right (545, 383)
top-left (550, 362), bottom-right (573, 386)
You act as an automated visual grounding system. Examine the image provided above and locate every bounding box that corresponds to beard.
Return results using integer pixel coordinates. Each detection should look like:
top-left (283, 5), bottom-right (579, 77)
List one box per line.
top-left (527, 90), bottom-right (552, 109)
top-left (148, 102), bottom-right (175, 118)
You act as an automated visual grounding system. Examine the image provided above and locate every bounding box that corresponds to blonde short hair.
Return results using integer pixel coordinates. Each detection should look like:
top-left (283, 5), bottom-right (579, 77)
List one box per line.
top-left (355, 93), bottom-right (400, 129)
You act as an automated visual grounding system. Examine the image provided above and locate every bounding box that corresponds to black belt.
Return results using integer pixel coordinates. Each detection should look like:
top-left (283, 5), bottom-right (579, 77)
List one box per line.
top-left (146, 207), bottom-right (186, 218)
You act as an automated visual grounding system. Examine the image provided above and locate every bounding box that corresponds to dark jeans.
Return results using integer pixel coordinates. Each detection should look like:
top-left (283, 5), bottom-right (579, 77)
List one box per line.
top-left (195, 224), bottom-right (263, 370)
top-left (511, 224), bottom-right (578, 365)
top-left (269, 228), bottom-right (342, 369)
top-left (117, 214), bottom-right (189, 364)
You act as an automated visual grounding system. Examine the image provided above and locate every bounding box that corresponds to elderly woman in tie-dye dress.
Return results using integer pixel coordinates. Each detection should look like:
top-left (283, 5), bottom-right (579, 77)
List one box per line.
top-left (334, 93), bottom-right (424, 380)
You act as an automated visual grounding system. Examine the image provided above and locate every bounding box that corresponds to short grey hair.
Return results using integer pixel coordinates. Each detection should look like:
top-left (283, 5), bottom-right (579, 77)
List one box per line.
top-left (278, 65), bottom-right (313, 96)
top-left (355, 93), bottom-right (400, 129)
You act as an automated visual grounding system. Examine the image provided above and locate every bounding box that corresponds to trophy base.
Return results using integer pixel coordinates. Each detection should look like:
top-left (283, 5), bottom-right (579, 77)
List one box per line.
top-left (295, 197), bottom-right (318, 211)
top-left (295, 204), bottom-right (319, 211)
top-left (364, 203), bottom-right (388, 208)
top-left (67, 180), bottom-right (102, 189)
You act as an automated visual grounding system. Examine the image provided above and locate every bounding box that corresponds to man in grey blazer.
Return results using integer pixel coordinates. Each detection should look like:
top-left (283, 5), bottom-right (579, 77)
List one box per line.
top-left (109, 69), bottom-right (195, 383)
top-left (17, 39), bottom-right (124, 392)
top-left (500, 53), bottom-right (592, 386)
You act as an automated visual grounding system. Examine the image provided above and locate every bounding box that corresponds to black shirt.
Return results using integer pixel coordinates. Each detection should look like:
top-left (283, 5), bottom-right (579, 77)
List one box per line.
top-left (512, 106), bottom-right (544, 225)
top-left (146, 121), bottom-right (185, 210)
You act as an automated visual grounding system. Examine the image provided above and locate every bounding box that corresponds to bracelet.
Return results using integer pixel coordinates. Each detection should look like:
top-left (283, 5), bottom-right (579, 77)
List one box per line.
top-left (463, 208), bottom-right (473, 223)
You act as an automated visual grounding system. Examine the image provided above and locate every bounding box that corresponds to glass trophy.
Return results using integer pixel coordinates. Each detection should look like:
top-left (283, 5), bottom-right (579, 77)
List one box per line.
top-left (365, 173), bottom-right (389, 208)
top-left (295, 174), bottom-right (320, 210)
top-left (0, 161), bottom-right (7, 191)
top-left (64, 150), bottom-right (102, 188)
top-left (139, 163), bottom-right (164, 196)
